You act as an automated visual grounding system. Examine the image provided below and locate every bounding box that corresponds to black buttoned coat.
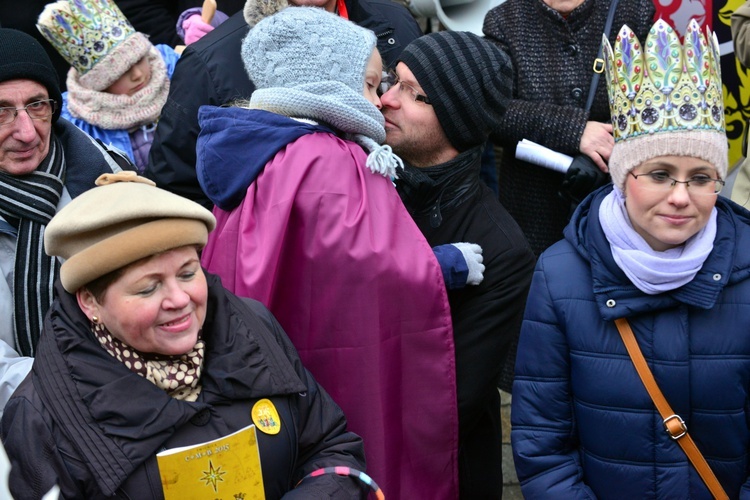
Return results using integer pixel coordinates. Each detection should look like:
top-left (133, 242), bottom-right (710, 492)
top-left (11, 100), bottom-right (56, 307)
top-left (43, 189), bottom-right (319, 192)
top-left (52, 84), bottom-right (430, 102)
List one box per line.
top-left (483, 0), bottom-right (655, 256)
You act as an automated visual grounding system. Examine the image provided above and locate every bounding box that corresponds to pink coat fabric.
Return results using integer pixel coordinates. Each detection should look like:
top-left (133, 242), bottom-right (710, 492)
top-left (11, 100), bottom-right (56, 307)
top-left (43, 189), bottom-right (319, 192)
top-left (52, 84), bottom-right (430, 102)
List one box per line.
top-left (201, 132), bottom-right (459, 498)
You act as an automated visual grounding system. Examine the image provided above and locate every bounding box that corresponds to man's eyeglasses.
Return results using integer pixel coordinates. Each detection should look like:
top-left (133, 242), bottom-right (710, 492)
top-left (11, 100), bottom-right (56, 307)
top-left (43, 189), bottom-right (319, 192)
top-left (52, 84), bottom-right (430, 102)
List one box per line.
top-left (629, 170), bottom-right (724, 195)
top-left (379, 69), bottom-right (432, 105)
top-left (0, 99), bottom-right (57, 126)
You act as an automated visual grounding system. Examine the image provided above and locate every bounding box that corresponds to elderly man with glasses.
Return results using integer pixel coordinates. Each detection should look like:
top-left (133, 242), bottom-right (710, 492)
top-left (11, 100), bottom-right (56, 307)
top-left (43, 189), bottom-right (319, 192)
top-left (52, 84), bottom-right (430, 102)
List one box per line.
top-left (0, 29), bottom-right (127, 413)
top-left (379, 31), bottom-right (536, 499)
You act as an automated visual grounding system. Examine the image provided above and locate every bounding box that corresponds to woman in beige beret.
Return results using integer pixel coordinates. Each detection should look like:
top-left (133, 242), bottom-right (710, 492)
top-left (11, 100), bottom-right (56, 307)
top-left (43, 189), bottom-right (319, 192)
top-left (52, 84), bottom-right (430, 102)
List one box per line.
top-left (0, 172), bottom-right (372, 500)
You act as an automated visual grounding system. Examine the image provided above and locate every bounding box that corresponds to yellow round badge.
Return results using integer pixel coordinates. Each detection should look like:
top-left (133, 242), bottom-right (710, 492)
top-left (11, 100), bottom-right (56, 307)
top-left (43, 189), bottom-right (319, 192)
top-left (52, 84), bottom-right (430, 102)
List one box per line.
top-left (252, 399), bottom-right (281, 435)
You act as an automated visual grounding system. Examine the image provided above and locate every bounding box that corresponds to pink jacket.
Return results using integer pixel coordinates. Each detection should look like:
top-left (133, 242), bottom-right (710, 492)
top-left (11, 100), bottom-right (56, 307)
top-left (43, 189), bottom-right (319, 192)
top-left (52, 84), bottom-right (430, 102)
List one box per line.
top-left (201, 129), bottom-right (459, 498)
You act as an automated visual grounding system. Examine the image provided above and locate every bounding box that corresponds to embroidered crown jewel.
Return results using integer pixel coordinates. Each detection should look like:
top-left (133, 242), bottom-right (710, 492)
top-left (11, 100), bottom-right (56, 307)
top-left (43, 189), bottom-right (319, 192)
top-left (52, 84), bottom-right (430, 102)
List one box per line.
top-left (601, 18), bottom-right (725, 143)
top-left (37, 0), bottom-right (135, 75)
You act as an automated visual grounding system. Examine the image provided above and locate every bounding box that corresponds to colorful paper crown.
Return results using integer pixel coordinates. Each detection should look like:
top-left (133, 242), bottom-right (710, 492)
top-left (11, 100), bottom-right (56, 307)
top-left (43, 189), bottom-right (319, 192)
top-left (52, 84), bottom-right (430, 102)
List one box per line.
top-left (36, 0), bottom-right (135, 75)
top-left (601, 18), bottom-right (725, 144)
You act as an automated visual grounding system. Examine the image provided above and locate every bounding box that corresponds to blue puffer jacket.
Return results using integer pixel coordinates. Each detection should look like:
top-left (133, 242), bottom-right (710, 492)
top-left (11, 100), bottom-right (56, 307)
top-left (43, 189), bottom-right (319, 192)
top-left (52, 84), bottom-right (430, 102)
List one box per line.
top-left (512, 185), bottom-right (750, 499)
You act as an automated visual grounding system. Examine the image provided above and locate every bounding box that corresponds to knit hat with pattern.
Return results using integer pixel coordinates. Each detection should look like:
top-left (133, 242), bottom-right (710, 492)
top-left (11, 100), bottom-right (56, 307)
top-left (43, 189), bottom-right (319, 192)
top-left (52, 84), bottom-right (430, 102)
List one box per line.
top-left (45, 172), bottom-right (216, 293)
top-left (241, 7), bottom-right (403, 179)
top-left (398, 31), bottom-right (513, 152)
top-left (36, 0), bottom-right (153, 91)
top-left (242, 7), bottom-right (376, 96)
top-left (0, 29), bottom-right (63, 122)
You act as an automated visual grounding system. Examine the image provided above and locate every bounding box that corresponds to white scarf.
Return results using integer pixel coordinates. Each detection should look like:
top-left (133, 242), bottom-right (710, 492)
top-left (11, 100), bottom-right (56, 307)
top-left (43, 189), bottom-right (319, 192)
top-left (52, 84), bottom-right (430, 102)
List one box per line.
top-left (66, 46), bottom-right (169, 130)
top-left (598, 187), bottom-right (717, 295)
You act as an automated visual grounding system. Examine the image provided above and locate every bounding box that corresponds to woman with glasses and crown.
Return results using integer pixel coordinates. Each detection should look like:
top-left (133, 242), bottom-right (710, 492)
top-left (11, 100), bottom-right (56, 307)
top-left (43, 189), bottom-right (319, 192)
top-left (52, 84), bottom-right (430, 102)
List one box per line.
top-left (511, 19), bottom-right (750, 499)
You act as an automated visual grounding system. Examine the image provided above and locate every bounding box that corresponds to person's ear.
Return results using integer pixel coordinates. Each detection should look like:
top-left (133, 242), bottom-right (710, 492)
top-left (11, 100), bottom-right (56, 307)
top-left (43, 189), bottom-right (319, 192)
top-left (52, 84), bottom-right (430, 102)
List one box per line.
top-left (76, 289), bottom-right (101, 323)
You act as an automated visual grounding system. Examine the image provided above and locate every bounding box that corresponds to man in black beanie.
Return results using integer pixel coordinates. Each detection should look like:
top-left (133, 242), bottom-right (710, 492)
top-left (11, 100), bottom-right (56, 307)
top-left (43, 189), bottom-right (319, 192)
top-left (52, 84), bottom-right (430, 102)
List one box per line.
top-left (0, 29), bottom-right (126, 414)
top-left (381, 30), bottom-right (536, 498)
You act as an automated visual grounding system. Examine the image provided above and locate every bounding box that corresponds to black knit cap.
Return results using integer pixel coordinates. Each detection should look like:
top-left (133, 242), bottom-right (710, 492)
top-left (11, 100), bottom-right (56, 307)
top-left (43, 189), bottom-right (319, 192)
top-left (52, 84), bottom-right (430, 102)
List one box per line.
top-left (0, 29), bottom-right (62, 123)
top-left (399, 31), bottom-right (512, 152)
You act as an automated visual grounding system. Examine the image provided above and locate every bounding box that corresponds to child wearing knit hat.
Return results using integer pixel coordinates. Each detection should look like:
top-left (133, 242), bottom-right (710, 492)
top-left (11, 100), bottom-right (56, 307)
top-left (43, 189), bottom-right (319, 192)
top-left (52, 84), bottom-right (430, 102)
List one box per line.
top-left (36, 0), bottom-right (180, 172)
top-left (196, 6), bottom-right (462, 498)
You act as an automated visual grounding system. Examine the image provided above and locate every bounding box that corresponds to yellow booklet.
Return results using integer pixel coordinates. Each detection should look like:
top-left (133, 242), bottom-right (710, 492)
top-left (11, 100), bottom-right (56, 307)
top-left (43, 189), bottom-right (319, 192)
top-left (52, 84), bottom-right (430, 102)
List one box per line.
top-left (157, 423), bottom-right (265, 499)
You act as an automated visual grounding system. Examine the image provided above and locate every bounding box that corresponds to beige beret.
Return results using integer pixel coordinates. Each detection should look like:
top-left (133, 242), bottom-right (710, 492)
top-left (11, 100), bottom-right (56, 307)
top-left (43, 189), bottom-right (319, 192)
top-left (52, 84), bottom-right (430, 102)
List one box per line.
top-left (45, 172), bottom-right (216, 293)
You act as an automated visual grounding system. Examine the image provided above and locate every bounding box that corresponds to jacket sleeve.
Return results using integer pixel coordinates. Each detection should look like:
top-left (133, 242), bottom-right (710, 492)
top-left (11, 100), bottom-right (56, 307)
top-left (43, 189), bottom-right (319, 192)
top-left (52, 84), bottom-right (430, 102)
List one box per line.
top-left (511, 256), bottom-right (596, 498)
top-left (0, 341), bottom-right (31, 419)
top-left (145, 43), bottom-right (217, 209)
top-left (250, 303), bottom-right (367, 499)
top-left (733, 1), bottom-right (750, 68)
top-left (1, 385), bottom-right (81, 500)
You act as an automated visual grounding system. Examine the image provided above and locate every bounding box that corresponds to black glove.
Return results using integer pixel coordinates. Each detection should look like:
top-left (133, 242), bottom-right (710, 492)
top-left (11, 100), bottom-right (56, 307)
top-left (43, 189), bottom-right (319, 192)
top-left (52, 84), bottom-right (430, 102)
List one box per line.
top-left (559, 154), bottom-right (611, 207)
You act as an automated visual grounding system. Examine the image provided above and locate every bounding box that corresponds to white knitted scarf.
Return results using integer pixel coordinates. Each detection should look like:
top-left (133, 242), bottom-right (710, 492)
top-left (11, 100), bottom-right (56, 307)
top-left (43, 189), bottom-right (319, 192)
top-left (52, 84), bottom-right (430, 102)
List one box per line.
top-left (599, 187), bottom-right (717, 295)
top-left (66, 46), bottom-right (169, 130)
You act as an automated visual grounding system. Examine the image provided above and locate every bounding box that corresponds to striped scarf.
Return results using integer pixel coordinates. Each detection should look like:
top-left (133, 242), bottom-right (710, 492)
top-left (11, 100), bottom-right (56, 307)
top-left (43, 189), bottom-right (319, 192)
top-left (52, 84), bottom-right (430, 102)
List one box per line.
top-left (0, 134), bottom-right (65, 356)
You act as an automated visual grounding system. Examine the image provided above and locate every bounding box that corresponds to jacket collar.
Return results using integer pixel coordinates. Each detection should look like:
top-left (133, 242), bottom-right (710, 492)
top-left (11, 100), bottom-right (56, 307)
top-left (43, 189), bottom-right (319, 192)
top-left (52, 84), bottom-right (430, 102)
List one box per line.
top-left (533, 0), bottom-right (596, 32)
top-left (198, 107), bottom-right (331, 211)
top-left (346, 0), bottom-right (393, 37)
top-left (566, 186), bottom-right (750, 320)
top-left (396, 147), bottom-right (482, 227)
top-left (32, 273), bottom-right (305, 495)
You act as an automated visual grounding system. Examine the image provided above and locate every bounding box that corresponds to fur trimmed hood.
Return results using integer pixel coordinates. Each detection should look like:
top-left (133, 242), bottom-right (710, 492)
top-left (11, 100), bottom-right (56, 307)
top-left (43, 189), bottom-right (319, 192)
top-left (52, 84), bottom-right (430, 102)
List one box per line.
top-left (244, 0), bottom-right (289, 27)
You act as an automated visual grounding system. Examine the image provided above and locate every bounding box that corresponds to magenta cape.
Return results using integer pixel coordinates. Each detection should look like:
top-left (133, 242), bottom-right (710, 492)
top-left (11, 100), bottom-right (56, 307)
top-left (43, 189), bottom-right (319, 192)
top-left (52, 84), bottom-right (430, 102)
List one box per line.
top-left (201, 133), bottom-right (459, 498)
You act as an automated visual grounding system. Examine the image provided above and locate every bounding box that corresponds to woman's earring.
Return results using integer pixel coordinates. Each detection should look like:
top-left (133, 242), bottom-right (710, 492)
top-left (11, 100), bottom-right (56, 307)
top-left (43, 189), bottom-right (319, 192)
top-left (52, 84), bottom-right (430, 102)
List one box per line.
top-left (92, 316), bottom-right (99, 324)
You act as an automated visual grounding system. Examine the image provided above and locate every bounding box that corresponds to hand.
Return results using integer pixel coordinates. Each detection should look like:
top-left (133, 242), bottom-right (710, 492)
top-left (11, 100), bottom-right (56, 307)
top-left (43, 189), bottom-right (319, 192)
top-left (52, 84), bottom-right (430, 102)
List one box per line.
top-left (182, 14), bottom-right (215, 45)
top-left (579, 121), bottom-right (614, 173)
top-left (559, 154), bottom-right (611, 206)
top-left (452, 242), bottom-right (484, 286)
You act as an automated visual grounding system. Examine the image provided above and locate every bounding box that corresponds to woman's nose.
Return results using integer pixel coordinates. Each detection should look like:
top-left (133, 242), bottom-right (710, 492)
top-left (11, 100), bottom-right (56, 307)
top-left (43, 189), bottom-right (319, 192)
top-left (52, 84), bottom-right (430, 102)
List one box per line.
top-left (163, 282), bottom-right (191, 309)
top-left (667, 181), bottom-right (691, 206)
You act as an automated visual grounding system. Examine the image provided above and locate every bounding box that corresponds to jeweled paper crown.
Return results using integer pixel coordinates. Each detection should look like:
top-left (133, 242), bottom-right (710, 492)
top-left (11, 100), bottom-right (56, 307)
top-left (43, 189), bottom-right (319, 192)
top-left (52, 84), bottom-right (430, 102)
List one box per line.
top-left (36, 0), bottom-right (135, 75)
top-left (602, 18), bottom-right (724, 142)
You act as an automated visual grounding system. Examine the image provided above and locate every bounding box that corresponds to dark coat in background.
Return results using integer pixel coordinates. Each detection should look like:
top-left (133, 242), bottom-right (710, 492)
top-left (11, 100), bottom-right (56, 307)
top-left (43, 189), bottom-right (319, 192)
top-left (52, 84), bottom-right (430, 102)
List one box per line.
top-left (483, 0), bottom-right (655, 256)
top-left (146, 3), bottom-right (422, 209)
top-left (114, 0), bottom-right (246, 47)
top-left (0, 2), bottom-right (71, 91)
top-left (1, 274), bottom-right (366, 500)
top-left (397, 150), bottom-right (536, 498)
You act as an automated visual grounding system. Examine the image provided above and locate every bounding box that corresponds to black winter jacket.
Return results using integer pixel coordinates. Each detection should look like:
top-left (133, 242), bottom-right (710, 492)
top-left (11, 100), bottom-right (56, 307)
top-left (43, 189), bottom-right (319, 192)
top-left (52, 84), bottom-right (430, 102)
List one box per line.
top-left (1, 274), bottom-right (366, 500)
top-left (396, 148), bottom-right (535, 498)
top-left (146, 4), bottom-right (422, 209)
top-left (114, 0), bottom-right (246, 47)
top-left (483, 0), bottom-right (655, 256)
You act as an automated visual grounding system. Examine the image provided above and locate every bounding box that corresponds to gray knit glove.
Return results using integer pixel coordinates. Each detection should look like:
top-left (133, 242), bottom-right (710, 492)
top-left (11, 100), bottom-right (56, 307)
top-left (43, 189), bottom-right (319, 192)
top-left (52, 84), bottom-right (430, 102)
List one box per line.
top-left (453, 242), bottom-right (484, 285)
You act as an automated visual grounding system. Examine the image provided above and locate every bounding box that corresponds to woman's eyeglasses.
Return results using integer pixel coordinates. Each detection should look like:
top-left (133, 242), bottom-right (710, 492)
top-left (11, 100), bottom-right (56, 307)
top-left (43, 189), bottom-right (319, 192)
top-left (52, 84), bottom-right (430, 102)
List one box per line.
top-left (629, 170), bottom-right (724, 195)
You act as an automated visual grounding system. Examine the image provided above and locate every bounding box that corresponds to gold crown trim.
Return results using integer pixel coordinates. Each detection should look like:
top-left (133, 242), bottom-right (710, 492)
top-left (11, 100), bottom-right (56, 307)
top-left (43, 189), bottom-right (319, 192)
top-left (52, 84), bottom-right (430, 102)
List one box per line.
top-left (602, 18), bottom-right (725, 143)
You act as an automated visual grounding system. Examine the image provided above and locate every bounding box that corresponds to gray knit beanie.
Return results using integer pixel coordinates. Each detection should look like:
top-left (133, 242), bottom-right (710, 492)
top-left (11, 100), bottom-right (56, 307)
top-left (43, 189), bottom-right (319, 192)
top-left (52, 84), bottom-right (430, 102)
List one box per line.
top-left (399, 31), bottom-right (513, 152)
top-left (0, 29), bottom-right (62, 122)
top-left (242, 7), bottom-right (376, 93)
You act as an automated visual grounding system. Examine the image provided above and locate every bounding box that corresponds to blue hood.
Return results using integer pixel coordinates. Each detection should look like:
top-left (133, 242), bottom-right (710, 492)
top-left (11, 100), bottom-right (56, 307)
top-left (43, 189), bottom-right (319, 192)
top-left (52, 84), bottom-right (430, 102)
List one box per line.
top-left (563, 186), bottom-right (750, 318)
top-left (196, 106), bottom-right (332, 211)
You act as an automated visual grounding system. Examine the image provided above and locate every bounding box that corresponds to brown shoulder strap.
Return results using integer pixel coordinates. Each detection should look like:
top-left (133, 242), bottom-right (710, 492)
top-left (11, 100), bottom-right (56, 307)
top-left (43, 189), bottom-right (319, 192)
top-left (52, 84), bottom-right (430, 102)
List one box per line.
top-left (614, 318), bottom-right (728, 500)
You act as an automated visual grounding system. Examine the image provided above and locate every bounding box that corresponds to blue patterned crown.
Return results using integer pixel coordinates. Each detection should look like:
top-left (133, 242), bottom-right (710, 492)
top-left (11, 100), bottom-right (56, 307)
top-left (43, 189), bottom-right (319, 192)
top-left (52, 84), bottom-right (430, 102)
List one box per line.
top-left (36, 0), bottom-right (135, 75)
top-left (601, 18), bottom-right (725, 144)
